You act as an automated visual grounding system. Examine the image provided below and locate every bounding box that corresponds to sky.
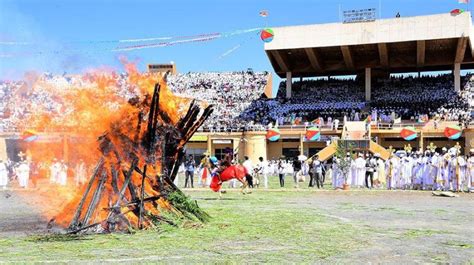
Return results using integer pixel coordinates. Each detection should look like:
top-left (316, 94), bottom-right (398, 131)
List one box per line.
top-left (0, 0), bottom-right (471, 81)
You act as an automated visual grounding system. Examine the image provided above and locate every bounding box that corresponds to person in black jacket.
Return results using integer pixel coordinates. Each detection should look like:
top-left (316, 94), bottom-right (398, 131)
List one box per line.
top-left (293, 159), bottom-right (302, 188)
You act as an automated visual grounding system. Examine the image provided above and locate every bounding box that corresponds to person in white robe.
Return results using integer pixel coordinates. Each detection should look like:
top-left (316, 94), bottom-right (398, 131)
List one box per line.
top-left (257, 157), bottom-right (269, 189)
top-left (441, 149), bottom-right (451, 191)
top-left (74, 160), bottom-right (87, 186)
top-left (421, 151), bottom-right (433, 190)
top-left (386, 153), bottom-right (400, 190)
top-left (173, 162), bottom-right (183, 187)
top-left (50, 159), bottom-right (59, 183)
top-left (430, 153), bottom-right (442, 191)
top-left (17, 161), bottom-right (30, 188)
top-left (354, 153), bottom-right (366, 187)
top-left (0, 160), bottom-right (8, 189)
top-left (346, 153), bottom-right (354, 186)
top-left (57, 160), bottom-right (68, 186)
top-left (375, 154), bottom-right (386, 188)
top-left (399, 153), bottom-right (413, 190)
top-left (467, 150), bottom-right (474, 191)
top-left (332, 158), bottom-right (343, 189)
top-left (412, 153), bottom-right (423, 190)
top-left (457, 155), bottom-right (467, 192)
top-left (285, 161), bottom-right (294, 187)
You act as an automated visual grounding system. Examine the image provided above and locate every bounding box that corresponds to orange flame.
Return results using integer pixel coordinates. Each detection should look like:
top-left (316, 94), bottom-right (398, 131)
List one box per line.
top-left (15, 62), bottom-right (192, 228)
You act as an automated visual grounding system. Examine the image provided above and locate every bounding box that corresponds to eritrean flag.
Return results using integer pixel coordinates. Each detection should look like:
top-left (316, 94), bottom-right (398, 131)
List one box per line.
top-left (266, 128), bottom-right (280, 141)
top-left (444, 125), bottom-right (462, 140)
top-left (21, 129), bottom-right (38, 142)
top-left (305, 127), bottom-right (321, 141)
top-left (260, 28), bottom-right (274, 43)
top-left (400, 126), bottom-right (417, 141)
top-left (450, 8), bottom-right (464, 15)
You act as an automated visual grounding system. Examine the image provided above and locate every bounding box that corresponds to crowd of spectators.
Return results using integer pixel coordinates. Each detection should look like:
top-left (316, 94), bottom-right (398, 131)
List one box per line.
top-left (237, 74), bottom-right (473, 128)
top-left (371, 74), bottom-right (471, 123)
top-left (167, 71), bottom-right (269, 131)
top-left (0, 71), bottom-right (472, 133)
top-left (0, 72), bottom-right (140, 132)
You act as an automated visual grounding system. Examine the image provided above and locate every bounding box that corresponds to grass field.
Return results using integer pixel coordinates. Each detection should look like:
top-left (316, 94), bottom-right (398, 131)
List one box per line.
top-left (0, 176), bottom-right (473, 263)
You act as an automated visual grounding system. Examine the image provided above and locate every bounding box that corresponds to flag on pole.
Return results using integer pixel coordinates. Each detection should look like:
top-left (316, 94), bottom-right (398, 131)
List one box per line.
top-left (451, 8), bottom-right (465, 15)
top-left (459, 0), bottom-right (469, 4)
top-left (259, 10), bottom-right (269, 17)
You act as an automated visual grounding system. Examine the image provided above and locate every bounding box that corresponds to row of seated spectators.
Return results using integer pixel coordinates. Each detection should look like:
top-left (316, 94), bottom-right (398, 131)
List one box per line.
top-left (167, 71), bottom-right (269, 131)
top-left (0, 71), bottom-right (269, 133)
top-left (0, 72), bottom-right (472, 133)
top-left (0, 72), bottom-right (140, 132)
top-left (238, 74), bottom-right (473, 128)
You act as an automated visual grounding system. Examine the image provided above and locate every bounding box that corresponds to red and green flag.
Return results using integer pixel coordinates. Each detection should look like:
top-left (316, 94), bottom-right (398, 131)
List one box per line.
top-left (450, 8), bottom-right (465, 15)
top-left (444, 125), bottom-right (462, 140)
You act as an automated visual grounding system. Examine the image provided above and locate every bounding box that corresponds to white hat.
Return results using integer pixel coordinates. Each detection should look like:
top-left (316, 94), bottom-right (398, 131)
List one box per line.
top-left (374, 153), bottom-right (380, 157)
top-left (358, 153), bottom-right (363, 157)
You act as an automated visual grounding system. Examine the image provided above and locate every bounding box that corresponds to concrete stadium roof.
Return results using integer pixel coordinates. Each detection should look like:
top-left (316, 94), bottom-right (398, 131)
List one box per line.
top-left (265, 12), bottom-right (474, 77)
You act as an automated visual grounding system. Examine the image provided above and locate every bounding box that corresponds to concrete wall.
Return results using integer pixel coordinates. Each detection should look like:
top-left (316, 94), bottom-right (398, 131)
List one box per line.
top-left (265, 12), bottom-right (472, 50)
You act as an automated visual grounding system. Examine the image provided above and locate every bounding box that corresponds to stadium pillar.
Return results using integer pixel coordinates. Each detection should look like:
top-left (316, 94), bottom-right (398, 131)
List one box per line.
top-left (464, 131), bottom-right (474, 155)
top-left (244, 134), bottom-right (267, 162)
top-left (454, 63), bottom-right (461, 92)
top-left (300, 133), bottom-right (304, 156)
top-left (419, 132), bottom-right (424, 152)
top-left (365, 68), bottom-right (371, 101)
top-left (286, 72), bottom-right (292, 98)
top-left (0, 137), bottom-right (6, 161)
top-left (207, 136), bottom-right (212, 155)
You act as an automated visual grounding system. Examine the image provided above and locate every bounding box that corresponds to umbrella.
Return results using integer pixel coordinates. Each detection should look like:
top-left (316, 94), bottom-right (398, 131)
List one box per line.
top-left (298, 155), bottom-right (308, 161)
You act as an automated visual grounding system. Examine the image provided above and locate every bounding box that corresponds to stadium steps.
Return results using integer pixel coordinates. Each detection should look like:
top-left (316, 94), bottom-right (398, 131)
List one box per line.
top-left (342, 121), bottom-right (367, 140)
top-left (315, 141), bottom-right (337, 161)
top-left (313, 140), bottom-right (389, 161)
top-left (369, 141), bottom-right (391, 160)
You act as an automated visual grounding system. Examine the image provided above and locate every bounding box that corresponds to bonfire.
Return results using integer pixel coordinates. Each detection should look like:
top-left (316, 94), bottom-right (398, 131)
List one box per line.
top-left (67, 82), bottom-right (213, 233)
top-left (18, 67), bottom-right (213, 233)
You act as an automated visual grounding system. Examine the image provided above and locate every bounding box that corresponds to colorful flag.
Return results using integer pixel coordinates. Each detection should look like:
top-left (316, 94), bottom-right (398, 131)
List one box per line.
top-left (444, 125), bottom-right (462, 140)
top-left (400, 127), bottom-right (417, 141)
top-left (305, 127), bottom-right (321, 142)
top-left (450, 8), bottom-right (465, 15)
top-left (260, 28), bottom-right (274, 43)
top-left (21, 129), bottom-right (39, 142)
top-left (259, 10), bottom-right (269, 17)
top-left (459, 0), bottom-right (469, 4)
top-left (266, 128), bottom-right (281, 142)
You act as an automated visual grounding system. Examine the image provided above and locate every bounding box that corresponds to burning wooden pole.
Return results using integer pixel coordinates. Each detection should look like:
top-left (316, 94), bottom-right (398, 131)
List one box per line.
top-left (65, 81), bottom-right (213, 233)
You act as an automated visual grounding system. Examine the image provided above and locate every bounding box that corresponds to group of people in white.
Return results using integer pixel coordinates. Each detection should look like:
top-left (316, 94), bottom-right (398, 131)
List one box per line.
top-left (0, 154), bottom-right (89, 190)
top-left (0, 159), bottom-right (30, 189)
top-left (174, 145), bottom-right (474, 193)
top-left (330, 148), bottom-right (473, 192)
top-left (0, 158), bottom-right (31, 189)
